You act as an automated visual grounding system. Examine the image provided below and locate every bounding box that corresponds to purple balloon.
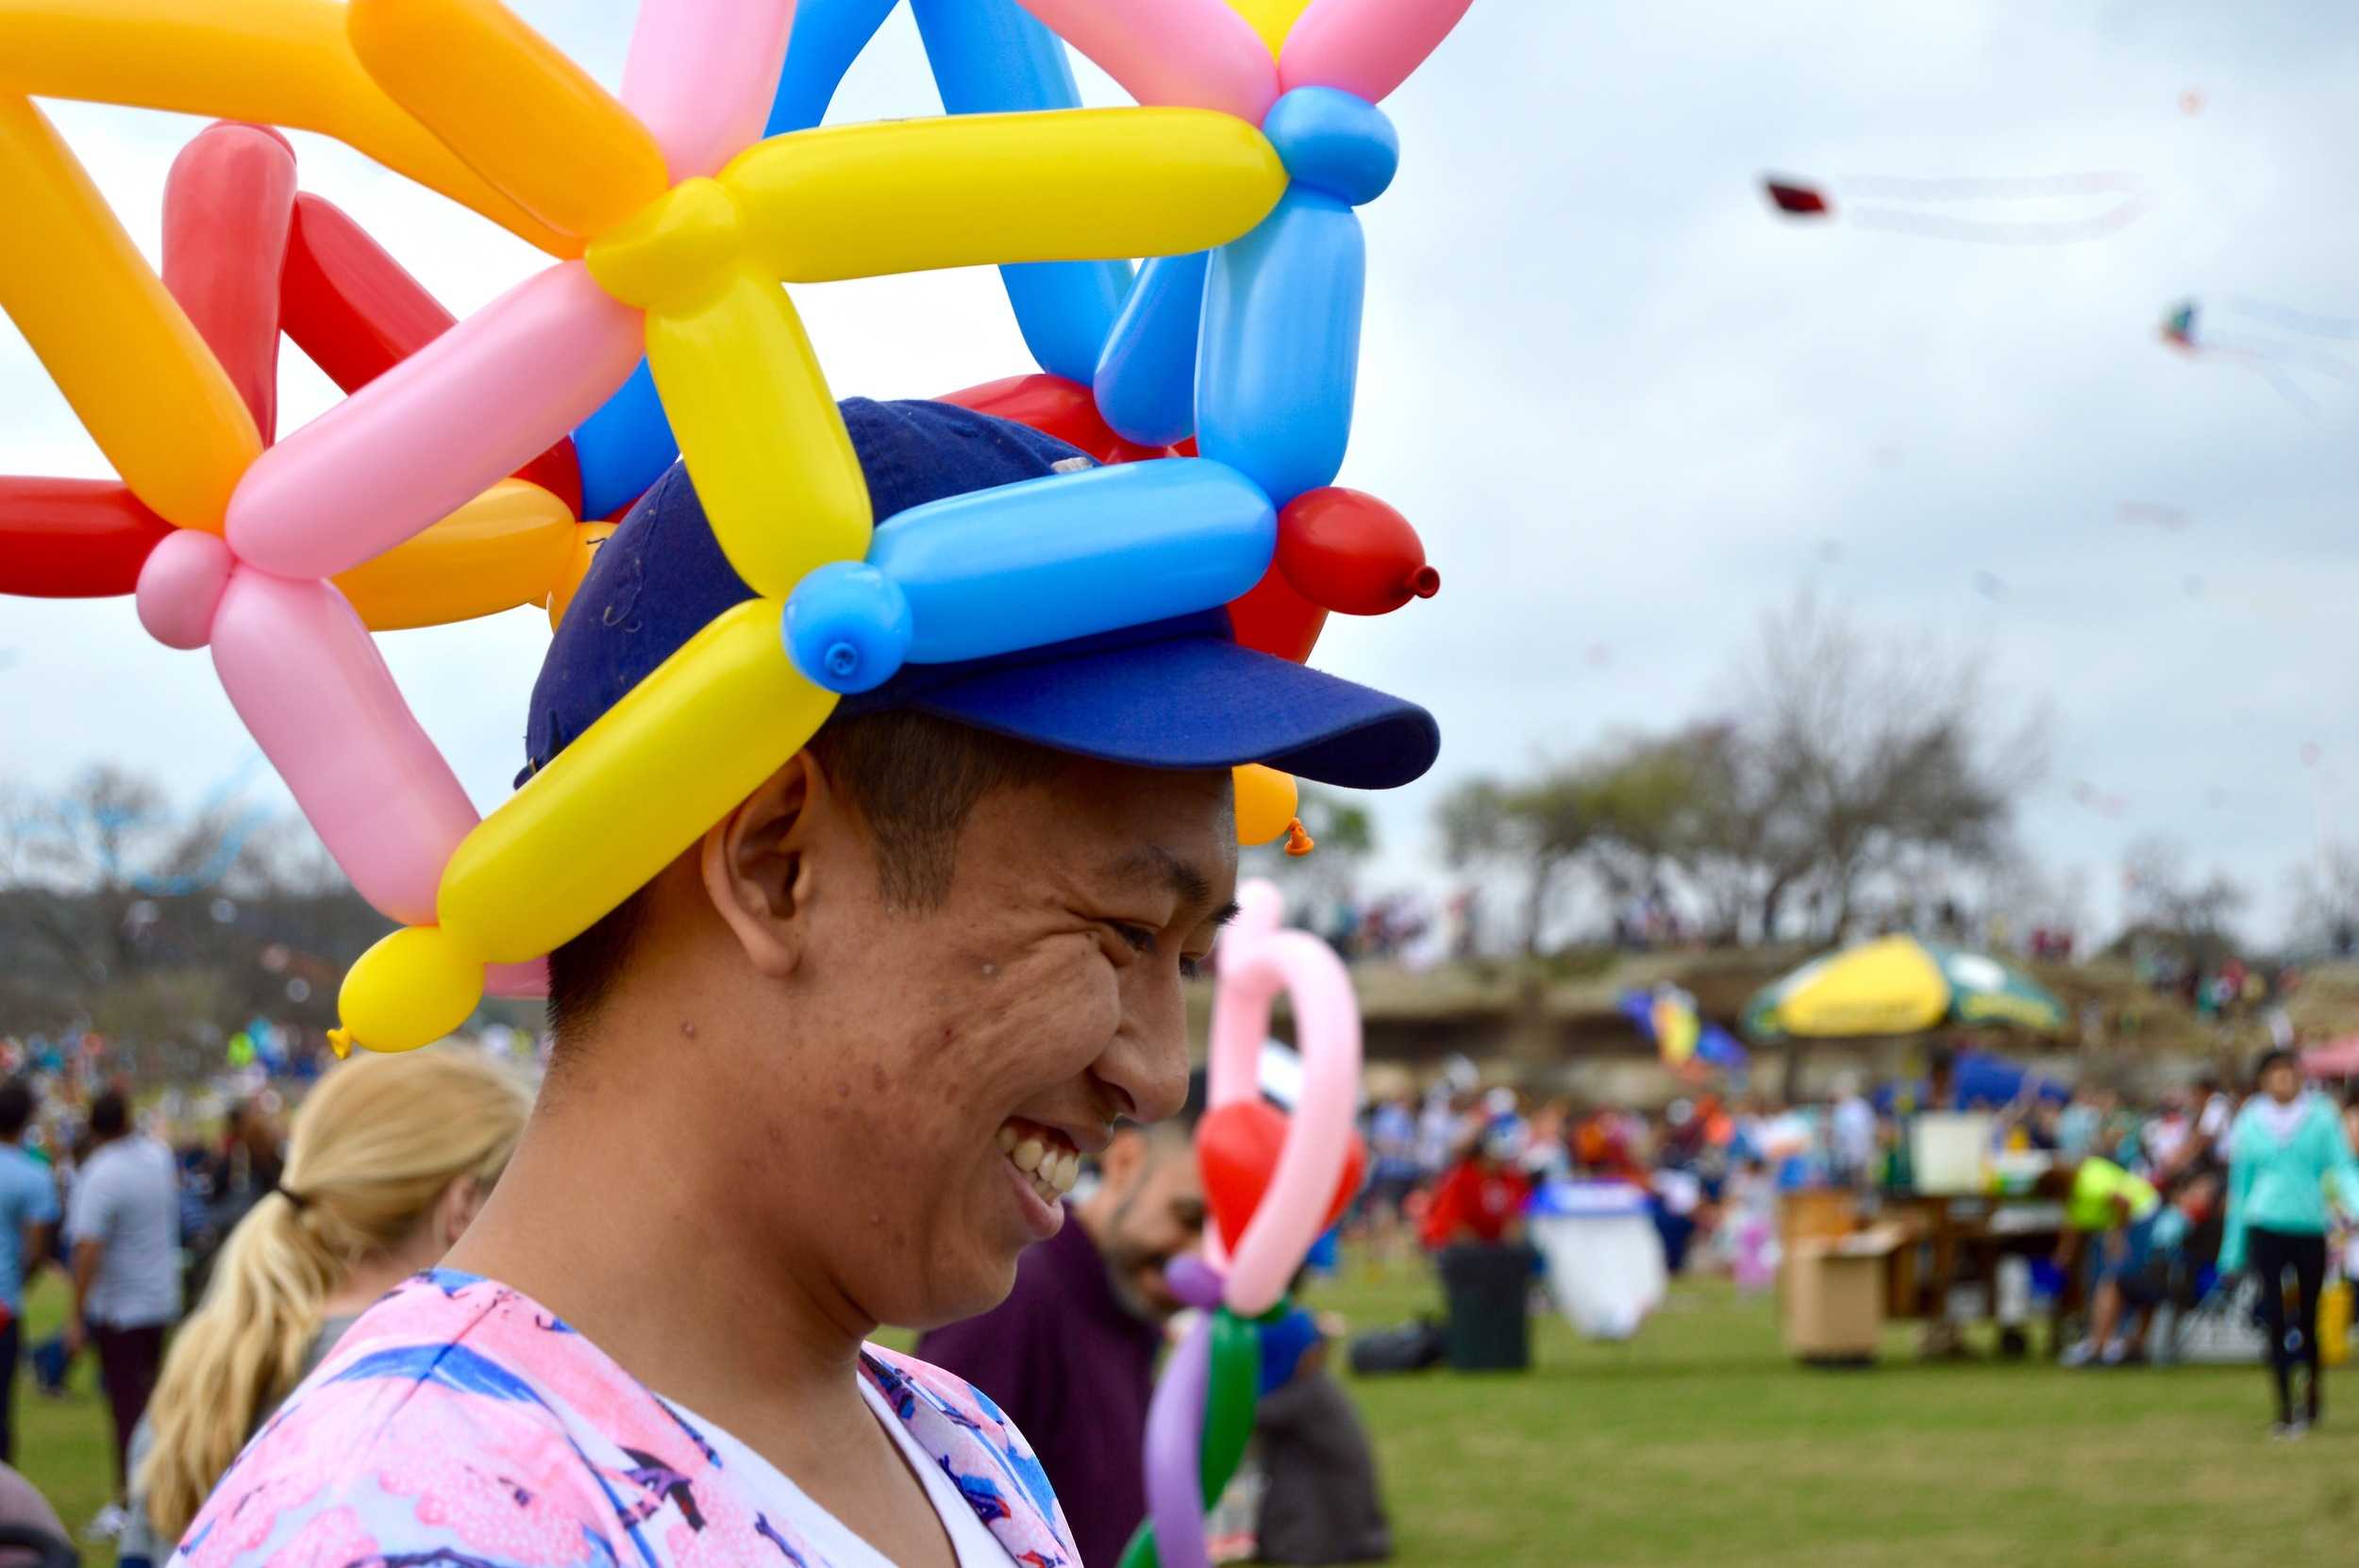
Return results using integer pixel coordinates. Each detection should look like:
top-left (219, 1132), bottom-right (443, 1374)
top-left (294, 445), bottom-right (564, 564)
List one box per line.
top-left (1143, 1314), bottom-right (1213, 1568)
top-left (1164, 1254), bottom-right (1226, 1311)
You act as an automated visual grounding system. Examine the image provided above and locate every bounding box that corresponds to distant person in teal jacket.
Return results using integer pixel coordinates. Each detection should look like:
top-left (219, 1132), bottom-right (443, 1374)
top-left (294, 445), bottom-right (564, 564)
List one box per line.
top-left (2220, 1048), bottom-right (2359, 1437)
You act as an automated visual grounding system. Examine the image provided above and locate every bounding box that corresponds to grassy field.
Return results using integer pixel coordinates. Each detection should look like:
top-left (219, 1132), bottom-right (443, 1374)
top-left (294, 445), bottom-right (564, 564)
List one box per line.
top-left (16, 1265), bottom-right (2352, 1567)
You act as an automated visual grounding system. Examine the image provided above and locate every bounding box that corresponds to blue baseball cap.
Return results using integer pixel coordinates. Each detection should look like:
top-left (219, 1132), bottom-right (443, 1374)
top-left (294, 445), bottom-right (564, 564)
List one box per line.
top-left (523, 398), bottom-right (1439, 790)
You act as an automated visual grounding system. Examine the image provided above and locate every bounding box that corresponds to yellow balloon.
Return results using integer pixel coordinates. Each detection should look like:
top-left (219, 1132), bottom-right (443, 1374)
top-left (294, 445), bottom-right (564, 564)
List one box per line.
top-left (1229, 0), bottom-right (1312, 56)
top-left (347, 0), bottom-right (669, 241)
top-left (0, 0), bottom-right (570, 256)
top-left (643, 277), bottom-right (870, 602)
top-left (334, 478), bottom-right (577, 630)
top-left (438, 599), bottom-right (838, 963)
top-left (1234, 763), bottom-right (1298, 846)
top-left (332, 924), bottom-right (483, 1056)
top-left (0, 94), bottom-right (260, 530)
top-left (546, 520), bottom-right (618, 631)
top-left (726, 109), bottom-right (1289, 284)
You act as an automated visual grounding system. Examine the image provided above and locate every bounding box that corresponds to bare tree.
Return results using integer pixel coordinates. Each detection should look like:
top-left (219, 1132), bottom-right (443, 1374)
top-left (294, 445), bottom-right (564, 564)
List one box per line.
top-left (2288, 842), bottom-right (2359, 957)
top-left (1725, 592), bottom-right (2039, 943)
top-left (2121, 833), bottom-right (2248, 951)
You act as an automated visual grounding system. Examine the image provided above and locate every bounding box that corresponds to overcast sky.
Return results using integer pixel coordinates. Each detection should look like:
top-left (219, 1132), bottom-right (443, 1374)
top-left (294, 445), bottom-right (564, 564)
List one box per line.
top-left (7, 2), bottom-right (2358, 943)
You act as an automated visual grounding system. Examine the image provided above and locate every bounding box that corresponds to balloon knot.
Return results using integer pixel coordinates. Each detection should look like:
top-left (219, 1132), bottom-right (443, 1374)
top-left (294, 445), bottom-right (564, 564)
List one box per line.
top-left (326, 1027), bottom-right (354, 1060)
top-left (1283, 819), bottom-right (1316, 857)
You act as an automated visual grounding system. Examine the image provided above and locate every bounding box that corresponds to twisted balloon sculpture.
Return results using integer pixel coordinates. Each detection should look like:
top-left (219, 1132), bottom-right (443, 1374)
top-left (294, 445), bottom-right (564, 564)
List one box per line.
top-left (0, 0), bottom-right (1470, 1058)
top-left (1123, 878), bottom-right (1366, 1568)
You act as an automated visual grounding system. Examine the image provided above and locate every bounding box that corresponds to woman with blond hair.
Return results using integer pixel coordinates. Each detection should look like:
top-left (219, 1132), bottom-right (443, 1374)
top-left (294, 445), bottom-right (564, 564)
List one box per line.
top-left (119, 1050), bottom-right (528, 1564)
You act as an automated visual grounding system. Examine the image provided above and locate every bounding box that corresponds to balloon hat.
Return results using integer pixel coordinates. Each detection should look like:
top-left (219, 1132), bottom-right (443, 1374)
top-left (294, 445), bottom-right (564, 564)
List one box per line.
top-left (0, 0), bottom-right (1471, 1074)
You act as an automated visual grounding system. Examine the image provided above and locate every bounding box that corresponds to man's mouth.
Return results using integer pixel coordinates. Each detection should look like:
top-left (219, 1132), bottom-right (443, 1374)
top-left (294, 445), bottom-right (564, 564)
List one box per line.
top-left (997, 1118), bottom-right (1080, 1208)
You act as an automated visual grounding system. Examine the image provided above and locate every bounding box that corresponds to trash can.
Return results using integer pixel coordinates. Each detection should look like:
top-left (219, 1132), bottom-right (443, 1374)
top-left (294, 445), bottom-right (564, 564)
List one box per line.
top-left (1435, 1243), bottom-right (1535, 1371)
top-left (1528, 1180), bottom-right (1667, 1341)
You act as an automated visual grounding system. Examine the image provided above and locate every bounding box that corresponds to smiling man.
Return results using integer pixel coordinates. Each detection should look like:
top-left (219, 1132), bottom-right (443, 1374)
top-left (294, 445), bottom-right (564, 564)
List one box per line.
top-left (173, 400), bottom-right (1437, 1568)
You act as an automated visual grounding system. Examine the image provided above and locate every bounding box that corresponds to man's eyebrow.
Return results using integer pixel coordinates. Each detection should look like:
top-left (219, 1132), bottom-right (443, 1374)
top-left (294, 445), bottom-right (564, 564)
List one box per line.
top-left (1109, 844), bottom-right (1218, 911)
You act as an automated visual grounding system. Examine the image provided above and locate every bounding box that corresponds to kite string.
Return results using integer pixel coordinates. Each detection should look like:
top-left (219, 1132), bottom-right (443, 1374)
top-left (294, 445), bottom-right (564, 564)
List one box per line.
top-left (1839, 172), bottom-right (2146, 201)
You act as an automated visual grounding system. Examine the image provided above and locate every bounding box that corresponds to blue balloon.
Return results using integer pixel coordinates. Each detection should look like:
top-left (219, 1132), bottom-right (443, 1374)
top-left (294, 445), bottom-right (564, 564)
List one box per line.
top-left (1262, 88), bottom-right (1398, 207)
top-left (1196, 189), bottom-right (1364, 506)
top-left (909, 0), bottom-right (1129, 383)
top-left (870, 458), bottom-right (1274, 663)
top-left (1093, 250), bottom-right (1209, 447)
top-left (573, 358), bottom-right (679, 520)
top-left (765, 0), bottom-right (901, 136)
top-left (783, 562), bottom-right (914, 693)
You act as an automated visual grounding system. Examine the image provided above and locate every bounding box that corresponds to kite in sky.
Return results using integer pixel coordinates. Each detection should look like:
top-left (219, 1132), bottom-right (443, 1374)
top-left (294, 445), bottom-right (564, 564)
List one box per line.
top-left (1762, 171), bottom-right (2149, 243)
top-left (2161, 296), bottom-right (2359, 416)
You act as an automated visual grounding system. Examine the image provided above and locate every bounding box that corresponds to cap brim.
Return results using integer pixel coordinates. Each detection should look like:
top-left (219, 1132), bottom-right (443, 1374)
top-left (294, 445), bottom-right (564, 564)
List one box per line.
top-left (899, 632), bottom-right (1439, 789)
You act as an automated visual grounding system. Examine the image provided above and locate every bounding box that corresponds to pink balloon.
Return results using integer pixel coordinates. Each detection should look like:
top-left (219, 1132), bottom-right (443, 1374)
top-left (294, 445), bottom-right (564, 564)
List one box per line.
top-left (210, 568), bottom-right (478, 926)
top-left (623, 0), bottom-right (798, 182)
top-left (485, 958), bottom-right (549, 999)
top-left (226, 262), bottom-right (640, 580)
top-left (1203, 879), bottom-right (1362, 1315)
top-left (1013, 0), bottom-right (1278, 122)
top-left (135, 528), bottom-right (235, 650)
top-left (1279, 0), bottom-right (1473, 104)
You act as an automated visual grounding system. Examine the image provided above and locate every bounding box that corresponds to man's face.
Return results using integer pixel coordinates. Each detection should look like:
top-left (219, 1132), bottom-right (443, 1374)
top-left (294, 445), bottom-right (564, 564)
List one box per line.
top-left (1083, 1130), bottom-right (1208, 1323)
top-left (722, 755), bottom-right (1236, 1331)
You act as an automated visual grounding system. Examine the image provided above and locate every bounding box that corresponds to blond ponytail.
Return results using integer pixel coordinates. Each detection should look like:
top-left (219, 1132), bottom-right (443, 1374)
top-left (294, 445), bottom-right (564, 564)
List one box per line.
top-left (139, 1051), bottom-right (530, 1544)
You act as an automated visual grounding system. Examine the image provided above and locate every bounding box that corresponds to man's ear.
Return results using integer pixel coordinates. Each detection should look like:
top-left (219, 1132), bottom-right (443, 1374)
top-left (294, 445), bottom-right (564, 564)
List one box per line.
top-left (700, 750), bottom-right (829, 978)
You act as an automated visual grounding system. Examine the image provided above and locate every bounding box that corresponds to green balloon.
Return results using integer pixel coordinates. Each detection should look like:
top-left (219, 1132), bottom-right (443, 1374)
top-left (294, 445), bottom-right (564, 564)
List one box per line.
top-left (1116, 1520), bottom-right (1160, 1568)
top-left (1115, 1303), bottom-right (1277, 1568)
top-left (1199, 1307), bottom-right (1263, 1506)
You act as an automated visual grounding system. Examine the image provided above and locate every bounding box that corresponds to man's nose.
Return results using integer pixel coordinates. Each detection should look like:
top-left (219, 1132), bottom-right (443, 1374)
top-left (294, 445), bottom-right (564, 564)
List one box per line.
top-left (1101, 994), bottom-right (1190, 1126)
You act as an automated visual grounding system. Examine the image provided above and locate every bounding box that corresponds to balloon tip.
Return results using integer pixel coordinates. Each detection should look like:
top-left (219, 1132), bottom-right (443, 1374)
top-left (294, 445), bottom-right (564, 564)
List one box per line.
top-left (326, 1027), bottom-right (353, 1060)
top-left (1407, 565), bottom-right (1440, 599)
top-left (1284, 819), bottom-right (1316, 858)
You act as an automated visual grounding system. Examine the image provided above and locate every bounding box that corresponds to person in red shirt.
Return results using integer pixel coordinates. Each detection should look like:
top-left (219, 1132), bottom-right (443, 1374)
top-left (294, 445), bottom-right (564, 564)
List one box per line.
top-left (1421, 1126), bottom-right (1534, 1248)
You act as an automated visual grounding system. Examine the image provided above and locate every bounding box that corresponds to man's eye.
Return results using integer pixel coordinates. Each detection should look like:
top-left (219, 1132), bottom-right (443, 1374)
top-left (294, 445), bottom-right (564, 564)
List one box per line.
top-left (1179, 954), bottom-right (1208, 981)
top-left (1108, 923), bottom-right (1157, 955)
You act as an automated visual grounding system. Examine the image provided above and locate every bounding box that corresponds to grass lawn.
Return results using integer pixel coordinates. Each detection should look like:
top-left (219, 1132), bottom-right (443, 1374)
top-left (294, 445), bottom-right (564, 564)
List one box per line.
top-left (16, 1263), bottom-right (2353, 1567)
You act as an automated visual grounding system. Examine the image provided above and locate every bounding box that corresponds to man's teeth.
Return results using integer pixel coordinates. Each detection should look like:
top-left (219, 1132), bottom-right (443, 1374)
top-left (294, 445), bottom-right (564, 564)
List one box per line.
top-left (998, 1122), bottom-right (1079, 1203)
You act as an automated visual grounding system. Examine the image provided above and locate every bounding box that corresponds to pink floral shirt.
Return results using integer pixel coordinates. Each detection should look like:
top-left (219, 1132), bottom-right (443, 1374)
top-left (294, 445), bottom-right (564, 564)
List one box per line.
top-left (170, 1271), bottom-right (1078, 1568)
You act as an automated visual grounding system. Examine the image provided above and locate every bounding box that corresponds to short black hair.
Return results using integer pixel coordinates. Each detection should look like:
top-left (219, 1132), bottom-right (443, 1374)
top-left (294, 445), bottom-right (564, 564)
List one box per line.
top-left (546, 710), bottom-right (1067, 1039)
top-left (2253, 1046), bottom-right (2300, 1084)
top-left (90, 1089), bottom-right (130, 1141)
top-left (0, 1079), bottom-right (32, 1142)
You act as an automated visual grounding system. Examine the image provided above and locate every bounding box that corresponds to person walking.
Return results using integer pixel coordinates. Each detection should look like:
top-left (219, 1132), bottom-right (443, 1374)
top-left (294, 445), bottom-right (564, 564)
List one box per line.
top-left (61, 1089), bottom-right (179, 1539)
top-left (120, 1052), bottom-right (528, 1565)
top-left (2220, 1047), bottom-right (2359, 1437)
top-left (0, 1080), bottom-right (59, 1465)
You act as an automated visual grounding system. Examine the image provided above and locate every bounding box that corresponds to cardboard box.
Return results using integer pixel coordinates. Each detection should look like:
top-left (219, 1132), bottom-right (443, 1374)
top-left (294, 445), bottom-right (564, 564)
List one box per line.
top-left (1783, 1224), bottom-right (1907, 1363)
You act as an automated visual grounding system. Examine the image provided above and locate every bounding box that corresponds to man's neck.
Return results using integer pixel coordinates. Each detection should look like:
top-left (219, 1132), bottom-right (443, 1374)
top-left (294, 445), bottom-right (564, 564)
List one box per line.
top-left (442, 1060), bottom-right (880, 1465)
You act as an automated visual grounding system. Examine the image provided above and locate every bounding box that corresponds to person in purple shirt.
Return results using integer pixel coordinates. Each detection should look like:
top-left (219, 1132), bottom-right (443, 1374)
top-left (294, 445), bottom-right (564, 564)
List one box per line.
top-left (919, 1111), bottom-right (1208, 1568)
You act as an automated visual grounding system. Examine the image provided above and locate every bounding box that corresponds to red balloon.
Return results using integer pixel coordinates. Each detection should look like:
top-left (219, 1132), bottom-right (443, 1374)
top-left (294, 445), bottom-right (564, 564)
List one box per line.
top-left (280, 192), bottom-right (582, 516)
top-left (162, 122), bottom-right (297, 441)
top-left (1227, 564), bottom-right (1328, 663)
top-left (1274, 487), bottom-right (1439, 615)
top-left (1197, 1099), bottom-right (1367, 1252)
top-left (280, 192), bottom-right (454, 392)
top-left (936, 373), bottom-right (1172, 466)
top-left (0, 479), bottom-right (172, 596)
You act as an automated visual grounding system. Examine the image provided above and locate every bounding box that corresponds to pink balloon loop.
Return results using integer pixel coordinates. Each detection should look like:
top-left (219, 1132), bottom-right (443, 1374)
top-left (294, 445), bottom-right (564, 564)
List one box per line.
top-left (1012, 0), bottom-right (1279, 122)
top-left (134, 528), bottom-right (236, 650)
top-left (226, 262), bottom-right (642, 580)
top-left (1203, 878), bottom-right (1362, 1316)
top-left (485, 958), bottom-right (550, 1000)
top-left (622, 0), bottom-right (798, 182)
top-left (1279, 0), bottom-right (1475, 104)
top-left (209, 567), bottom-right (479, 926)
